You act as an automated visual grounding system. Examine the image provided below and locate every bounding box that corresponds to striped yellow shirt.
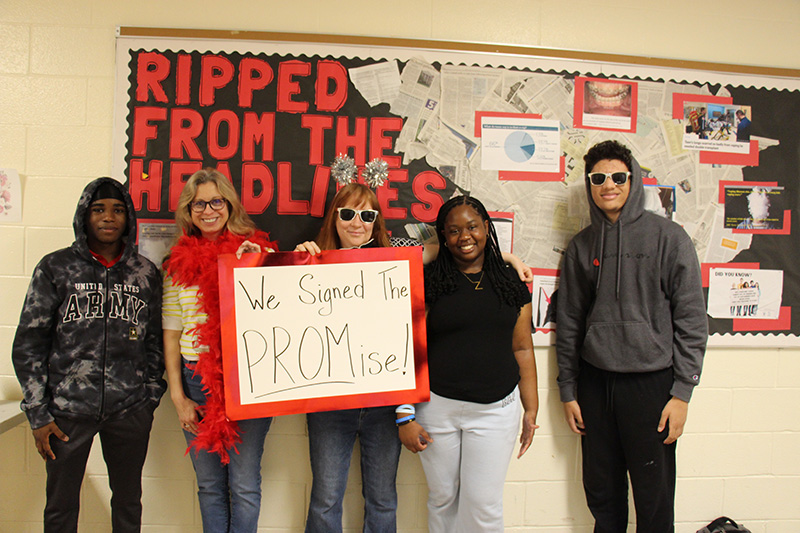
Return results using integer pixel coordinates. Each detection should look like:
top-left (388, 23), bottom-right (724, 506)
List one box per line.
top-left (162, 273), bottom-right (207, 361)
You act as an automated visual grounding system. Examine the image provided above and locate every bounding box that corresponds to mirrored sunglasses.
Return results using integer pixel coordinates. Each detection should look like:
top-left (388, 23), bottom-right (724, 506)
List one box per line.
top-left (588, 171), bottom-right (630, 186)
top-left (337, 207), bottom-right (378, 224)
top-left (190, 198), bottom-right (227, 213)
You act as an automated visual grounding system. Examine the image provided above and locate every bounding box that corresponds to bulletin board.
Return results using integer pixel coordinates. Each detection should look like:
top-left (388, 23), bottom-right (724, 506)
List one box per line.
top-left (112, 27), bottom-right (800, 347)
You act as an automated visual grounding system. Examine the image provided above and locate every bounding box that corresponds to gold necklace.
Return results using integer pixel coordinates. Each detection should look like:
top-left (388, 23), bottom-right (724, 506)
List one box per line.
top-left (461, 270), bottom-right (484, 290)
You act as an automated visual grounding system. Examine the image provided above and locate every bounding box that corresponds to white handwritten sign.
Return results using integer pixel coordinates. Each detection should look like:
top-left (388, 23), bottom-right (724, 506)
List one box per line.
top-left (218, 247), bottom-right (429, 419)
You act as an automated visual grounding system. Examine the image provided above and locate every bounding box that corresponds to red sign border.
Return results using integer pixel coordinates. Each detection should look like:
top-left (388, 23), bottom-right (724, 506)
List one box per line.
top-left (217, 247), bottom-right (430, 419)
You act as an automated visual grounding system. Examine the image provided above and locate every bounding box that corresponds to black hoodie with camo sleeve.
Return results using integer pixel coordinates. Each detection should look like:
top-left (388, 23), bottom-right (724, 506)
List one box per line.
top-left (556, 157), bottom-right (708, 404)
top-left (12, 177), bottom-right (166, 429)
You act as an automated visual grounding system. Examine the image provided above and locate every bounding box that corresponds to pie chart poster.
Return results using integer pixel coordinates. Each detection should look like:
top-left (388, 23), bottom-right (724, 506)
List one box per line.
top-left (480, 117), bottom-right (560, 173)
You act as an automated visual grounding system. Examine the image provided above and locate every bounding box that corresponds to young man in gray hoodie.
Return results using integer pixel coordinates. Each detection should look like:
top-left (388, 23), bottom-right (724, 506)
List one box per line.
top-left (556, 140), bottom-right (707, 532)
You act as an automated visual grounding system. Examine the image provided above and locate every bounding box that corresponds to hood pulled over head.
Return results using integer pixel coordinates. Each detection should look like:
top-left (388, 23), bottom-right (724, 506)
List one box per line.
top-left (582, 141), bottom-right (646, 299)
top-left (72, 177), bottom-right (138, 260)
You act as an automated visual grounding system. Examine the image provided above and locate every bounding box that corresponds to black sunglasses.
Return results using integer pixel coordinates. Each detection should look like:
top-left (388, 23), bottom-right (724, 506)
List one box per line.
top-left (337, 207), bottom-right (378, 224)
top-left (588, 171), bottom-right (630, 186)
top-left (190, 198), bottom-right (227, 213)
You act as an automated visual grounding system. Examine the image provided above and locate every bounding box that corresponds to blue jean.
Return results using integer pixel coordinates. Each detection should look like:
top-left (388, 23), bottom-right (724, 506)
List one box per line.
top-left (183, 364), bottom-right (272, 533)
top-left (305, 407), bottom-right (401, 533)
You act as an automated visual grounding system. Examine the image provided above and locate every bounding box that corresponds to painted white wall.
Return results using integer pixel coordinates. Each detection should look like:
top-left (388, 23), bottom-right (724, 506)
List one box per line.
top-left (1, 1), bottom-right (799, 531)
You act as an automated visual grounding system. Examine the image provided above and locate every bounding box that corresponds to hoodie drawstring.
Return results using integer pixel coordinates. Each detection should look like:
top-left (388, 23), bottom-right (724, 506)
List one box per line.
top-left (595, 222), bottom-right (623, 300)
top-left (595, 225), bottom-right (605, 293)
top-left (616, 223), bottom-right (622, 300)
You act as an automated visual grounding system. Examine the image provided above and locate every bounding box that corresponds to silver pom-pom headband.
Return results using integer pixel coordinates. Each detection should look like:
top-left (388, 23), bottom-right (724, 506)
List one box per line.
top-left (363, 158), bottom-right (388, 188)
top-left (331, 154), bottom-right (358, 186)
top-left (330, 154), bottom-right (388, 189)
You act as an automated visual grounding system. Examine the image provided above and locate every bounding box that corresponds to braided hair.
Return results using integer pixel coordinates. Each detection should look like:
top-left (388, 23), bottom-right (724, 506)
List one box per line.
top-left (425, 195), bottom-right (526, 309)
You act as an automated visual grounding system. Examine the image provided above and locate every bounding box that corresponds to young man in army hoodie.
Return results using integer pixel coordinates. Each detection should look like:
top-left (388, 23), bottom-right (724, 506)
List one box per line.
top-left (12, 177), bottom-right (166, 532)
top-left (556, 140), bottom-right (707, 532)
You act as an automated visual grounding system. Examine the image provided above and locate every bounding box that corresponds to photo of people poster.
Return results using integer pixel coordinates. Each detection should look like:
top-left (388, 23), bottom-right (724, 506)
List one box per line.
top-left (724, 185), bottom-right (785, 231)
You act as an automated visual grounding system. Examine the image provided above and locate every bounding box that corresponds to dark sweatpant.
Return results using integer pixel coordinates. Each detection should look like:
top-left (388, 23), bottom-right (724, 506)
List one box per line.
top-left (44, 403), bottom-right (155, 533)
top-left (578, 362), bottom-right (676, 533)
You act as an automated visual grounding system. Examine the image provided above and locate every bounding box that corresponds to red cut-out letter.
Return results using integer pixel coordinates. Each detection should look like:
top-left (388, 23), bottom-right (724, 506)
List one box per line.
top-left (276, 162), bottom-right (308, 215)
top-left (410, 171), bottom-right (446, 222)
top-left (309, 165), bottom-right (332, 218)
top-left (208, 110), bottom-right (240, 160)
top-left (200, 55), bottom-right (235, 107)
top-left (376, 169), bottom-right (408, 219)
top-left (241, 162), bottom-right (274, 214)
top-left (175, 54), bottom-right (192, 106)
top-left (131, 107), bottom-right (167, 157)
top-left (370, 117), bottom-right (402, 168)
top-left (128, 159), bottom-right (163, 212)
top-left (242, 112), bottom-right (275, 162)
top-left (135, 51), bottom-right (170, 103)
top-left (276, 60), bottom-right (311, 113)
top-left (335, 116), bottom-right (367, 165)
top-left (302, 114), bottom-right (334, 165)
top-left (239, 57), bottom-right (273, 108)
top-left (169, 108), bottom-right (204, 160)
top-left (316, 60), bottom-right (348, 112)
top-left (169, 161), bottom-right (203, 212)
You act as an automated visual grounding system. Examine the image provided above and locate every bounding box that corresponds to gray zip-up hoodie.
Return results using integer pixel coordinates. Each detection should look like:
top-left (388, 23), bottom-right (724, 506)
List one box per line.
top-left (12, 178), bottom-right (166, 429)
top-left (556, 157), bottom-right (707, 403)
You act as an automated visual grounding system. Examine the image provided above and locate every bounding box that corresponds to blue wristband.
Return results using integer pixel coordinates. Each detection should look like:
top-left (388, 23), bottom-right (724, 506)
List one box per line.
top-left (395, 414), bottom-right (415, 426)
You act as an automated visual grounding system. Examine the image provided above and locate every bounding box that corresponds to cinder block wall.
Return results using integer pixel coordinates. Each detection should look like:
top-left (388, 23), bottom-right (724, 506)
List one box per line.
top-left (1, 1), bottom-right (799, 531)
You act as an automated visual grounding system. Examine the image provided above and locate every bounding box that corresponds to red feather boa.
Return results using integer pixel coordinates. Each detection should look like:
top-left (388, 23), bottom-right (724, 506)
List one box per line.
top-left (163, 230), bottom-right (276, 463)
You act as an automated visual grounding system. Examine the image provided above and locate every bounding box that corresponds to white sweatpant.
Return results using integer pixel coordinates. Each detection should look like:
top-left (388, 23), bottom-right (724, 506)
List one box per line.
top-left (416, 388), bottom-right (521, 533)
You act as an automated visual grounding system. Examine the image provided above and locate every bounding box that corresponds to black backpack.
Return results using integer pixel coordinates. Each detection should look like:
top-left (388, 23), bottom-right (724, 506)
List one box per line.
top-left (696, 516), bottom-right (752, 533)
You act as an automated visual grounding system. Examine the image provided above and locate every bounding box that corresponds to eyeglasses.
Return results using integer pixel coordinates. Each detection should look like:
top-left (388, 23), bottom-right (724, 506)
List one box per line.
top-left (337, 207), bottom-right (378, 224)
top-left (190, 198), bottom-right (226, 213)
top-left (588, 171), bottom-right (630, 187)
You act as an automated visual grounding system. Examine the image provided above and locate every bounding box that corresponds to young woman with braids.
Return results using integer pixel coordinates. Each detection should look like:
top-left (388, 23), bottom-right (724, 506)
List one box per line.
top-left (398, 195), bottom-right (539, 532)
top-left (162, 168), bottom-right (277, 532)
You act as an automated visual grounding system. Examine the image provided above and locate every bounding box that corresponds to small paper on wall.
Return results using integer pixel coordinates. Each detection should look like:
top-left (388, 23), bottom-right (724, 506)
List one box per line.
top-left (573, 77), bottom-right (638, 133)
top-left (348, 60), bottom-right (401, 107)
top-left (489, 211), bottom-right (514, 253)
top-left (137, 221), bottom-right (179, 268)
top-left (479, 116), bottom-right (560, 173)
top-left (707, 268), bottom-right (783, 319)
top-left (0, 168), bottom-right (22, 223)
top-left (531, 272), bottom-right (558, 333)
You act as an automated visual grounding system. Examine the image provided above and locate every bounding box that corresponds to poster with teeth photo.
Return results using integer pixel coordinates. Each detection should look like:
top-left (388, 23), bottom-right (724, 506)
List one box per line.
top-left (573, 76), bottom-right (638, 133)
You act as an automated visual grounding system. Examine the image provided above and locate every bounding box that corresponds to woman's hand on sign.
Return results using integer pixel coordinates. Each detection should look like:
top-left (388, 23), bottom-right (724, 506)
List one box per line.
top-left (236, 240), bottom-right (260, 259)
top-left (294, 241), bottom-right (322, 256)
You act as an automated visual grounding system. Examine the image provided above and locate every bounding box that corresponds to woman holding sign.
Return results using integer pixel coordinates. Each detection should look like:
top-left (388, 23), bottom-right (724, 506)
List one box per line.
top-left (295, 180), bottom-right (417, 533)
top-left (398, 195), bottom-right (539, 533)
top-left (162, 168), bottom-right (277, 533)
top-left (295, 157), bottom-right (531, 532)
